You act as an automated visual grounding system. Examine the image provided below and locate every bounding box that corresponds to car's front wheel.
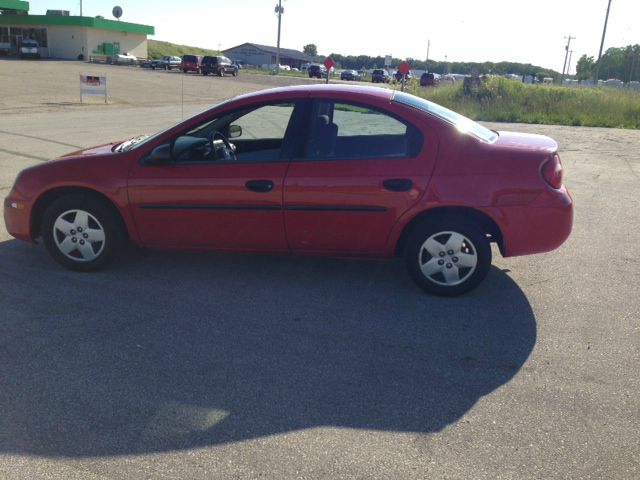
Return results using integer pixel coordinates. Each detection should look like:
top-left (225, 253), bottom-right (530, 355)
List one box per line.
top-left (41, 194), bottom-right (125, 271)
top-left (405, 218), bottom-right (491, 296)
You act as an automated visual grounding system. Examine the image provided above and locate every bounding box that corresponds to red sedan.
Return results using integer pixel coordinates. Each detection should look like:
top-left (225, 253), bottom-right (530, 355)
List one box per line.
top-left (3, 85), bottom-right (573, 295)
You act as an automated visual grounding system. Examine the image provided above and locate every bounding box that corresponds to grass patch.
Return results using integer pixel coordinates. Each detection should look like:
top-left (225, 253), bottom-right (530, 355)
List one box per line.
top-left (148, 39), bottom-right (221, 59)
top-left (405, 77), bottom-right (640, 129)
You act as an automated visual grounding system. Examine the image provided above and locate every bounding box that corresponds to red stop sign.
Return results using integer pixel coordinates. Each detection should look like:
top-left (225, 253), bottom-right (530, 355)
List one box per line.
top-left (324, 57), bottom-right (335, 70)
top-left (398, 60), bottom-right (411, 75)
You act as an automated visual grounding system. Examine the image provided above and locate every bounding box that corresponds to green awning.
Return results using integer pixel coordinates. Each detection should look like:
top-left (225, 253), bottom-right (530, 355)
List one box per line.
top-left (0, 14), bottom-right (154, 35)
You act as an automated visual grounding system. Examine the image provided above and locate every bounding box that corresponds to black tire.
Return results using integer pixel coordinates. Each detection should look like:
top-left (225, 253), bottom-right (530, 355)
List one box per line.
top-left (404, 217), bottom-right (491, 296)
top-left (41, 193), bottom-right (126, 272)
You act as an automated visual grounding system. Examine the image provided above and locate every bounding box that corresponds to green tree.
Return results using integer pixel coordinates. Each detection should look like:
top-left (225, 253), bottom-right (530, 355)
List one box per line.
top-left (303, 44), bottom-right (317, 57)
top-left (575, 55), bottom-right (595, 80)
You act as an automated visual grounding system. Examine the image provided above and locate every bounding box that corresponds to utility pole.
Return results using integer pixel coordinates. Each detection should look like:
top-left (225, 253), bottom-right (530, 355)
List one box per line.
top-left (567, 50), bottom-right (573, 76)
top-left (593, 0), bottom-right (613, 85)
top-left (80, 0), bottom-right (82, 16)
top-left (561, 35), bottom-right (575, 84)
top-left (274, 0), bottom-right (284, 74)
top-left (426, 39), bottom-right (430, 72)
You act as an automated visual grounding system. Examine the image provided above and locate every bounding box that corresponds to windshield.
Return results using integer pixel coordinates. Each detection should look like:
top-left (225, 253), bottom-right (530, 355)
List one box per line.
top-left (392, 91), bottom-right (498, 143)
top-left (115, 98), bottom-right (236, 152)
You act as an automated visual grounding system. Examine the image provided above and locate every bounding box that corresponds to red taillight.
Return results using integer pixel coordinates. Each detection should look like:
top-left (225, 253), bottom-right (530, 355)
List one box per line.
top-left (541, 154), bottom-right (563, 189)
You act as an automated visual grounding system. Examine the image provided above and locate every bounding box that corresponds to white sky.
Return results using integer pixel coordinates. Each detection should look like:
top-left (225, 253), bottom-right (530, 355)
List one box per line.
top-left (31, 0), bottom-right (639, 72)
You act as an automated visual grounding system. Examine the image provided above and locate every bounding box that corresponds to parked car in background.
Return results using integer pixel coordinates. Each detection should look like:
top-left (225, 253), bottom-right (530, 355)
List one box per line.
top-left (201, 56), bottom-right (238, 76)
top-left (4, 85), bottom-right (573, 296)
top-left (113, 52), bottom-right (137, 65)
top-left (371, 69), bottom-right (391, 83)
top-left (420, 72), bottom-right (440, 87)
top-left (151, 55), bottom-right (181, 70)
top-left (19, 39), bottom-right (39, 59)
top-left (181, 54), bottom-right (202, 73)
top-left (340, 70), bottom-right (361, 81)
top-left (308, 64), bottom-right (327, 78)
top-left (0, 41), bottom-right (11, 55)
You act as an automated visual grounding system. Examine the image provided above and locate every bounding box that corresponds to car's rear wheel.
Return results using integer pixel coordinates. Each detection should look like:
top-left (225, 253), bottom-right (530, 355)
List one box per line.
top-left (42, 194), bottom-right (125, 271)
top-left (405, 218), bottom-right (491, 296)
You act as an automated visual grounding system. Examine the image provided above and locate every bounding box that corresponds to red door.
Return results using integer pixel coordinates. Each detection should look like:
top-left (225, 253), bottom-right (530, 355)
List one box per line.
top-left (127, 100), bottom-right (305, 251)
top-left (127, 161), bottom-right (288, 252)
top-left (284, 99), bottom-right (438, 256)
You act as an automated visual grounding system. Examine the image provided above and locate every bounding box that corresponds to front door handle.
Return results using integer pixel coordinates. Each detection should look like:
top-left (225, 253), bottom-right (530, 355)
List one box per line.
top-left (383, 178), bottom-right (413, 192)
top-left (245, 180), bottom-right (274, 193)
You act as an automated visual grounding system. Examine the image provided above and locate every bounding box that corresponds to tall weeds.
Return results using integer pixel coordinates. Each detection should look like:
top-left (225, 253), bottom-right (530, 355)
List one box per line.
top-left (406, 77), bottom-right (640, 129)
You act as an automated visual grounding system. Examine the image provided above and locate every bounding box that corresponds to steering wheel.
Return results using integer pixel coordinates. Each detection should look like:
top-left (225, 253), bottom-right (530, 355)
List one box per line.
top-left (209, 131), bottom-right (237, 161)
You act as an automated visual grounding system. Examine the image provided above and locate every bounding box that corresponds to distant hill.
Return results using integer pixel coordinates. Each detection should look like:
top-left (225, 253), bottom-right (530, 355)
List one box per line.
top-left (148, 39), bottom-right (221, 59)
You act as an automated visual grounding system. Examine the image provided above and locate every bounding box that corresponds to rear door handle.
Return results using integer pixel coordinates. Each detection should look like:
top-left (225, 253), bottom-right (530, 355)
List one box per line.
top-left (245, 180), bottom-right (274, 193)
top-left (383, 179), bottom-right (413, 192)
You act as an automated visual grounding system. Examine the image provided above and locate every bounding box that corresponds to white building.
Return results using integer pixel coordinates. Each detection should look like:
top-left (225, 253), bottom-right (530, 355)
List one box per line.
top-left (0, 1), bottom-right (154, 60)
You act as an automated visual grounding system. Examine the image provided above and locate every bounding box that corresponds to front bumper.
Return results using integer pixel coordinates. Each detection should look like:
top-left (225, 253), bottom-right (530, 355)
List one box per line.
top-left (4, 195), bottom-right (33, 242)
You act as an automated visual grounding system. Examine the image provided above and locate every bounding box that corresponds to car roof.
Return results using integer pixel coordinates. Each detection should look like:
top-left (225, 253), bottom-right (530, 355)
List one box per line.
top-left (229, 84), bottom-right (395, 104)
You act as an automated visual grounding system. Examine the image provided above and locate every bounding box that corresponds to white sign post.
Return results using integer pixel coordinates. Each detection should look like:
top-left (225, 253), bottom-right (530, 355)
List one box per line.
top-left (80, 74), bottom-right (107, 104)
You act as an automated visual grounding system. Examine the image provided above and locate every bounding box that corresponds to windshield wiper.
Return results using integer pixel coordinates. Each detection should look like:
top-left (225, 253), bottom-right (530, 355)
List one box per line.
top-left (114, 135), bottom-right (149, 152)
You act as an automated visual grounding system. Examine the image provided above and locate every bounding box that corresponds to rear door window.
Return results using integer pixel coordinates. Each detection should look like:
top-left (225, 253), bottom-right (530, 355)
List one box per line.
top-left (305, 101), bottom-right (423, 160)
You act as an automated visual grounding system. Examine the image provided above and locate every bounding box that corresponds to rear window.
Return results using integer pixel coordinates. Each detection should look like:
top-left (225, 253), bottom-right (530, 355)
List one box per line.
top-left (393, 91), bottom-right (497, 143)
top-left (182, 55), bottom-right (199, 63)
top-left (373, 70), bottom-right (384, 75)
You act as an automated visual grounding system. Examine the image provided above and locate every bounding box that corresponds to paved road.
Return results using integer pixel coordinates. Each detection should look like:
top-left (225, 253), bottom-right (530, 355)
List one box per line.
top-left (0, 61), bottom-right (638, 479)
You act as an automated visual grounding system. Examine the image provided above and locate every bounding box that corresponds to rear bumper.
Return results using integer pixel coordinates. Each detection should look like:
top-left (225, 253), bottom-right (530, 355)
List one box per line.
top-left (493, 186), bottom-right (573, 257)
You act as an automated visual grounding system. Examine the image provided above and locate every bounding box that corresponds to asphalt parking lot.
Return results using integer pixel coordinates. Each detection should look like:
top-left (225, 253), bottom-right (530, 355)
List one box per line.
top-left (1, 59), bottom-right (639, 480)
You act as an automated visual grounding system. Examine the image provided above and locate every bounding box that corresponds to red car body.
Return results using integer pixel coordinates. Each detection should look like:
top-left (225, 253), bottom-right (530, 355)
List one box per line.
top-left (4, 85), bottom-right (573, 295)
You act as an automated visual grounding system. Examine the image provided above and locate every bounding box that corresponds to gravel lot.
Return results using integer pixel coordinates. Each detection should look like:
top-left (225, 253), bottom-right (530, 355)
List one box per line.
top-left (1, 59), bottom-right (639, 480)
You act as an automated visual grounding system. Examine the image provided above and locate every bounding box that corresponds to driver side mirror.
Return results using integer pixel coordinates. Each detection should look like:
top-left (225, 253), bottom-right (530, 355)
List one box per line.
top-left (229, 124), bottom-right (242, 139)
top-left (145, 144), bottom-right (171, 164)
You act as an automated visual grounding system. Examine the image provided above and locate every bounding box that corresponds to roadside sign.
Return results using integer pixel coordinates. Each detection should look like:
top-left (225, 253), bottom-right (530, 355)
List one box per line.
top-left (324, 57), bottom-right (334, 70)
top-left (384, 55), bottom-right (392, 67)
top-left (324, 57), bottom-right (334, 84)
top-left (397, 61), bottom-right (411, 92)
top-left (80, 74), bottom-right (107, 103)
